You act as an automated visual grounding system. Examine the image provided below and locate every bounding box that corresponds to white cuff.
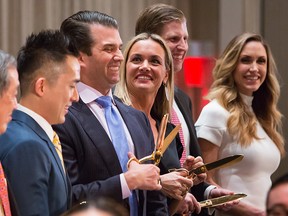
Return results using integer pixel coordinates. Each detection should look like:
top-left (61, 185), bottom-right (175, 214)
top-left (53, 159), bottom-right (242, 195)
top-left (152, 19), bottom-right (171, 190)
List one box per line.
top-left (120, 173), bottom-right (132, 199)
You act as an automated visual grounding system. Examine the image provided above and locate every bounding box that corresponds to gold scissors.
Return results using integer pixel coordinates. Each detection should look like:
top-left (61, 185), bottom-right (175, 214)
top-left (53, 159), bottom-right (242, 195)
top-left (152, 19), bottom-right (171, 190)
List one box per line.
top-left (168, 155), bottom-right (244, 215)
top-left (169, 154), bottom-right (244, 179)
top-left (127, 113), bottom-right (181, 167)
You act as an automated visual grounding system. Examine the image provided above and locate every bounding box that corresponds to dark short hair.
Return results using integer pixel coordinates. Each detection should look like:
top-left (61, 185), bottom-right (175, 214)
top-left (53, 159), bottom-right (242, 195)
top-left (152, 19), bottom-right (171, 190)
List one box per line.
top-left (17, 29), bottom-right (75, 96)
top-left (61, 198), bottom-right (128, 216)
top-left (266, 173), bottom-right (288, 207)
top-left (270, 173), bottom-right (288, 190)
top-left (61, 10), bottom-right (118, 56)
top-left (0, 50), bottom-right (16, 96)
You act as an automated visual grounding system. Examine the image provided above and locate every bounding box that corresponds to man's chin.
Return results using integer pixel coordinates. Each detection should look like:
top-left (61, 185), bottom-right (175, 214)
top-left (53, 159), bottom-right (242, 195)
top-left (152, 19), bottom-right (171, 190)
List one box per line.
top-left (0, 124), bottom-right (7, 135)
top-left (54, 116), bottom-right (66, 125)
top-left (174, 64), bottom-right (183, 73)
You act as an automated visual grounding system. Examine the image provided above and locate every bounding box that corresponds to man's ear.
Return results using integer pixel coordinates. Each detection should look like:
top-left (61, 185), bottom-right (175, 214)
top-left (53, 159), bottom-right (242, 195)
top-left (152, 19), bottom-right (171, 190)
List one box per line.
top-left (34, 77), bottom-right (46, 97)
top-left (78, 51), bottom-right (87, 68)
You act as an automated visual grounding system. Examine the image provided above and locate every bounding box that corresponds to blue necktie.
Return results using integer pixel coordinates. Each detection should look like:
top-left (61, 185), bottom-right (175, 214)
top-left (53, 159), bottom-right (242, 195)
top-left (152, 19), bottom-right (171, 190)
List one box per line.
top-left (96, 96), bottom-right (129, 171)
top-left (96, 96), bottom-right (138, 216)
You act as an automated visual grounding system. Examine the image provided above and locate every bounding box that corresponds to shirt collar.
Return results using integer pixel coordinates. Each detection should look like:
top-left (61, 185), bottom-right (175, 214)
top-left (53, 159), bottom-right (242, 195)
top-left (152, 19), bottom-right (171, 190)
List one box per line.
top-left (77, 82), bottom-right (114, 104)
top-left (17, 104), bottom-right (54, 141)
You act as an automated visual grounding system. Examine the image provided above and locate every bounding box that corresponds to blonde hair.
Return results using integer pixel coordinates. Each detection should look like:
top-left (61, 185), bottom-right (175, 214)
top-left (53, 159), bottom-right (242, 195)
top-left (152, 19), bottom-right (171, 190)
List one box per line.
top-left (114, 33), bottom-right (174, 120)
top-left (207, 32), bottom-right (285, 156)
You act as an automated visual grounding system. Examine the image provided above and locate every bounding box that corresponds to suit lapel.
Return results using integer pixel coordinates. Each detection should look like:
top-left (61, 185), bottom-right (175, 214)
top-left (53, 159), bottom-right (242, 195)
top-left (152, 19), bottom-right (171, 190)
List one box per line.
top-left (174, 89), bottom-right (194, 134)
top-left (12, 110), bottom-right (69, 196)
top-left (174, 88), bottom-right (201, 157)
top-left (115, 99), bottom-right (151, 159)
top-left (71, 100), bottom-right (123, 175)
top-left (46, 139), bottom-right (69, 194)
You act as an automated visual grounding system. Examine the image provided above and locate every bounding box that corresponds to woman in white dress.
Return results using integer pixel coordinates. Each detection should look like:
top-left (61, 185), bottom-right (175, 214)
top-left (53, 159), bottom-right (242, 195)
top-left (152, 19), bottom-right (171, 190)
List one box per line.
top-left (195, 32), bottom-right (285, 216)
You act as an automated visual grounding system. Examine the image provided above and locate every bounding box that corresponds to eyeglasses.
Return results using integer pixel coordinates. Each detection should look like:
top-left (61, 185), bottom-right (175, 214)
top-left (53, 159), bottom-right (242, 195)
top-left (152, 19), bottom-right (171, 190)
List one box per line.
top-left (267, 204), bottom-right (288, 216)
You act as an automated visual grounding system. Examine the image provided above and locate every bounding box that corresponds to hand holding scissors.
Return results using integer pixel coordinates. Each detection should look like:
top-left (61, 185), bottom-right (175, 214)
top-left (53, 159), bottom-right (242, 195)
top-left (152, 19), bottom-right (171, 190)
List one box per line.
top-left (127, 113), bottom-right (181, 167)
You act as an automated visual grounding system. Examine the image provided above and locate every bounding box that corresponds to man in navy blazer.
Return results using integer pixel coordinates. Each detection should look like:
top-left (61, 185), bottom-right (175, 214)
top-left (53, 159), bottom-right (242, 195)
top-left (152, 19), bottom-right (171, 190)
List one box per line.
top-left (53, 11), bottom-right (167, 215)
top-left (0, 30), bottom-right (80, 216)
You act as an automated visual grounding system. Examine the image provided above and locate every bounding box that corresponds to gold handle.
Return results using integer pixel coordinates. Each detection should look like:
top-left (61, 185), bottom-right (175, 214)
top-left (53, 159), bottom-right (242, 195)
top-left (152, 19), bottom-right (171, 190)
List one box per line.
top-left (138, 155), bottom-right (154, 164)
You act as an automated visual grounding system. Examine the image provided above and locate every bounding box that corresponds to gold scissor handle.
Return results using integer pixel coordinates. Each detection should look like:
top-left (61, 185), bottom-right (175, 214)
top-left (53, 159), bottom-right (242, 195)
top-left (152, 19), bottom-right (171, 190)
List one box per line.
top-left (127, 151), bottom-right (162, 169)
top-left (168, 168), bottom-right (197, 180)
top-left (138, 155), bottom-right (154, 164)
top-left (138, 150), bottom-right (163, 165)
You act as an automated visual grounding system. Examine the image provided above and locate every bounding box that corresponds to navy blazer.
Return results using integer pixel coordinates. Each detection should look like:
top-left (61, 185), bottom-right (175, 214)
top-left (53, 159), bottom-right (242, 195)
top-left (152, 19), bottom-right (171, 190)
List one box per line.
top-left (174, 87), bottom-right (210, 216)
top-left (0, 110), bottom-right (71, 216)
top-left (53, 97), bottom-right (168, 215)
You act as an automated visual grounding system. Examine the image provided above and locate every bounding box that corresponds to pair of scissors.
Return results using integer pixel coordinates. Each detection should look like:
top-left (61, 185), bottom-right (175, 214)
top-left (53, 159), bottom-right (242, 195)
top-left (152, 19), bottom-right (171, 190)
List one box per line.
top-left (168, 154), bottom-right (245, 215)
top-left (169, 154), bottom-right (244, 179)
top-left (127, 113), bottom-right (181, 167)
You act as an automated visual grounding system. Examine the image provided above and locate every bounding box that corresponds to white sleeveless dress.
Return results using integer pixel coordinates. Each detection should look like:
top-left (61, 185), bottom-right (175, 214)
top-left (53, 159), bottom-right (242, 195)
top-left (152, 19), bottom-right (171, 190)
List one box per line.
top-left (195, 95), bottom-right (280, 215)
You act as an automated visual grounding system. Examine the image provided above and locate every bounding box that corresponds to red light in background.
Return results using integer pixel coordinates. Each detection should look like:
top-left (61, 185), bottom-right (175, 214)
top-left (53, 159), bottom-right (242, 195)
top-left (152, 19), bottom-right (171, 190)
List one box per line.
top-left (183, 57), bottom-right (204, 87)
top-left (182, 57), bottom-right (215, 119)
top-left (183, 57), bottom-right (215, 88)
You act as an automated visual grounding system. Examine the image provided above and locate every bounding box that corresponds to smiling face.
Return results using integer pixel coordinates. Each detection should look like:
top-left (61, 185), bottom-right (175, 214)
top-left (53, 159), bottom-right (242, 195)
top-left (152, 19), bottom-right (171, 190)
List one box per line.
top-left (159, 20), bottom-right (188, 73)
top-left (126, 38), bottom-right (168, 97)
top-left (0, 66), bottom-right (19, 134)
top-left (233, 41), bottom-right (267, 96)
top-left (79, 24), bottom-right (123, 95)
top-left (44, 55), bottom-right (80, 125)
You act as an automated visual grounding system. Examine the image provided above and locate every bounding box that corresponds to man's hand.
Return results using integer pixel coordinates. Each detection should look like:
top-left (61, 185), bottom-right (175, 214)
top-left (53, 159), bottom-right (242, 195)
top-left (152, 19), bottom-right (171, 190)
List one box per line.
top-left (183, 155), bottom-right (207, 185)
top-left (176, 193), bottom-right (201, 215)
top-left (124, 152), bottom-right (162, 191)
top-left (160, 171), bottom-right (193, 200)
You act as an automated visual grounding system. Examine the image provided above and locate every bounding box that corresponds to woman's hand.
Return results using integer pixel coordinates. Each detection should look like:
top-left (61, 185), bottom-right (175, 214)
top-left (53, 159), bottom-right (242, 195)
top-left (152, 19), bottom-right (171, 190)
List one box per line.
top-left (183, 155), bottom-right (207, 185)
top-left (160, 172), bottom-right (193, 200)
top-left (176, 193), bottom-right (201, 215)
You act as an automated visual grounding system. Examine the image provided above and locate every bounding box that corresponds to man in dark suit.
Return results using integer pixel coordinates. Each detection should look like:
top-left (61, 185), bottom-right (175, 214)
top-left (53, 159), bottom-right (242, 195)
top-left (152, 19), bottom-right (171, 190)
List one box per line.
top-left (0, 30), bottom-right (80, 216)
top-left (0, 50), bottom-right (19, 216)
top-left (135, 4), bottom-right (235, 215)
top-left (53, 11), bottom-right (167, 215)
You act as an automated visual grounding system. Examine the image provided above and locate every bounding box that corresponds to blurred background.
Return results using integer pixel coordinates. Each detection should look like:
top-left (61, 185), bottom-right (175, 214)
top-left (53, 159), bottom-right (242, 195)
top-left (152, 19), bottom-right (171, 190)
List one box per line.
top-left (1, 0), bottom-right (287, 180)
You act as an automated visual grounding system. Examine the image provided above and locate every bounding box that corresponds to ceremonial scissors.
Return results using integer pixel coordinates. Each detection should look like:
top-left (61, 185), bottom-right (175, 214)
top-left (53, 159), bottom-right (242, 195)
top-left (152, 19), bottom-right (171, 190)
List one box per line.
top-left (127, 113), bottom-right (181, 167)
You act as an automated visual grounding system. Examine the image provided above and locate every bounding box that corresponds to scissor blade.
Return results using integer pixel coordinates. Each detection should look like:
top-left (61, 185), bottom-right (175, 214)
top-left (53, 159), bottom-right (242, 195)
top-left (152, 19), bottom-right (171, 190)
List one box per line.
top-left (190, 154), bottom-right (244, 175)
top-left (155, 113), bottom-right (169, 152)
top-left (199, 193), bottom-right (247, 208)
top-left (161, 124), bottom-right (181, 154)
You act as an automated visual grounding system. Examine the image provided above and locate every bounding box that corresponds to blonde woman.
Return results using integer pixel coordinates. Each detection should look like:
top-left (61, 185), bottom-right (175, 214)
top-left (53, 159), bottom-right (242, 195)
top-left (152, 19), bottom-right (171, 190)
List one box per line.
top-left (115, 33), bottom-right (205, 215)
top-left (195, 32), bottom-right (285, 216)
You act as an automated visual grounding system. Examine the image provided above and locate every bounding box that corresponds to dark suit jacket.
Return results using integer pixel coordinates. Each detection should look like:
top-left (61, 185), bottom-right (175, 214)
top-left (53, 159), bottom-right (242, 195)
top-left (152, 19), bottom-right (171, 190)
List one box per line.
top-left (0, 110), bottom-right (71, 216)
top-left (174, 87), bottom-right (210, 216)
top-left (53, 97), bottom-right (168, 215)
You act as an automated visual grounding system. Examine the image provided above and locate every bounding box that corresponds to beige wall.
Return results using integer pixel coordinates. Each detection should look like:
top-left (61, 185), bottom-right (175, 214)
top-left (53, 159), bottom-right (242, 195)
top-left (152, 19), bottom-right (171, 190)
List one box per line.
top-left (0, 0), bottom-right (191, 56)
